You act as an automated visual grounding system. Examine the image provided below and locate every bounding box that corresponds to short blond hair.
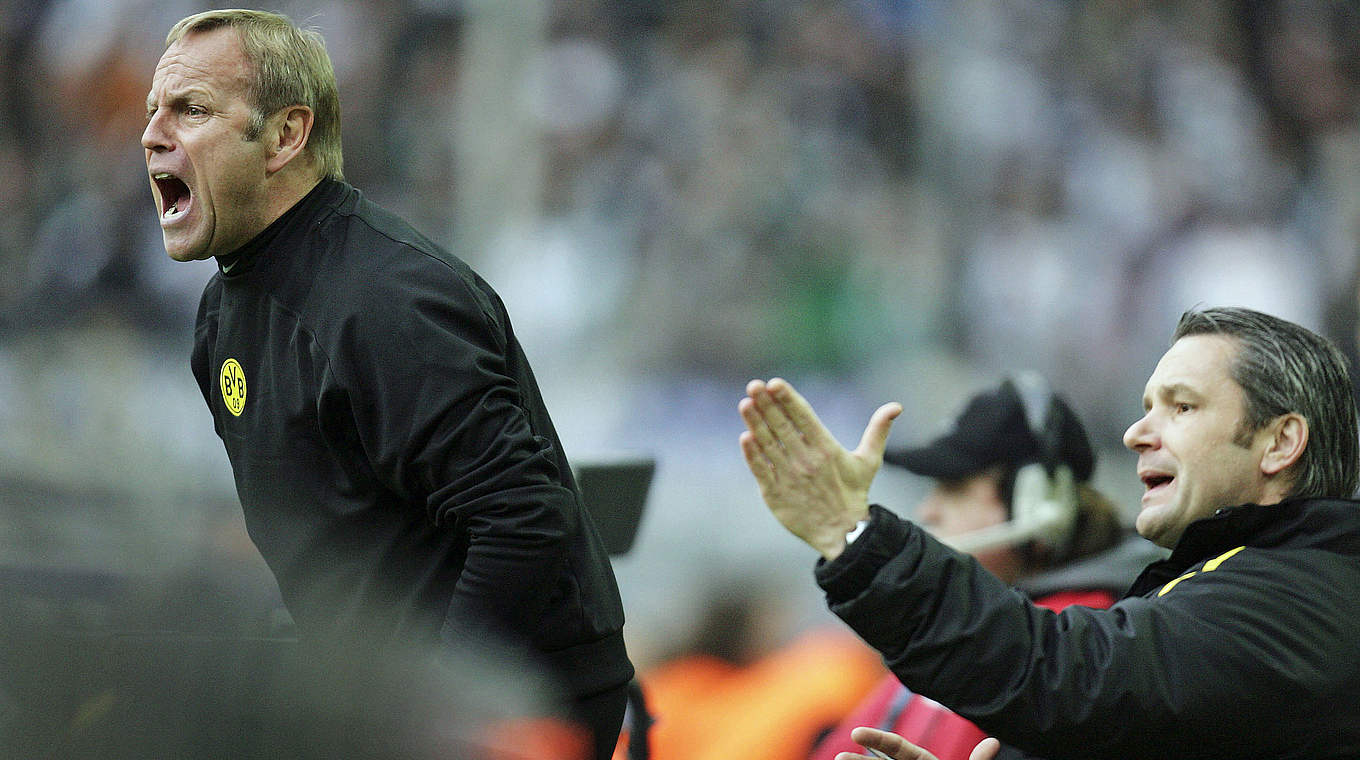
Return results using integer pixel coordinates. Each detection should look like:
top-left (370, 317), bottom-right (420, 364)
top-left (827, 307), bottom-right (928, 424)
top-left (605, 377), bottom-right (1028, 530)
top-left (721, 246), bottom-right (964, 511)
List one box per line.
top-left (168, 9), bottom-right (344, 181)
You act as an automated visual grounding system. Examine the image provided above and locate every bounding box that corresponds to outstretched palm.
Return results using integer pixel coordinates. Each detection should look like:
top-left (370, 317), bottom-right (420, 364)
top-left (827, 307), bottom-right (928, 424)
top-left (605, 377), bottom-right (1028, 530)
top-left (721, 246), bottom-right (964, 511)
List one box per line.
top-left (738, 378), bottom-right (901, 559)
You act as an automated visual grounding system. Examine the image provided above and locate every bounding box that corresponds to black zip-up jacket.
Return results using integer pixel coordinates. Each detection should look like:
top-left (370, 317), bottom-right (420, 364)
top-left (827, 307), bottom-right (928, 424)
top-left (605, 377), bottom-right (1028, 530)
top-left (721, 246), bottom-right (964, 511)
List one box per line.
top-left (191, 179), bottom-right (632, 698)
top-left (816, 498), bottom-right (1360, 759)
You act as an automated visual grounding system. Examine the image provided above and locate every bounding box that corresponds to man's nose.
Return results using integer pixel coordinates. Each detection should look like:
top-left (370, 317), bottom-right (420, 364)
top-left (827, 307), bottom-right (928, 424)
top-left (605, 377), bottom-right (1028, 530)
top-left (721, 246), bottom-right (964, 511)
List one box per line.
top-left (142, 110), bottom-right (171, 152)
top-left (1123, 413), bottom-right (1156, 452)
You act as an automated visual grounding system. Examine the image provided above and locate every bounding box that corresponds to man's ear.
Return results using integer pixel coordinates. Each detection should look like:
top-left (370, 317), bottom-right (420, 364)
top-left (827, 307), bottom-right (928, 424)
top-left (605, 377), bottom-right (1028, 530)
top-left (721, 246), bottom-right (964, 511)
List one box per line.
top-left (265, 105), bottom-right (315, 174)
top-left (1261, 413), bottom-right (1308, 477)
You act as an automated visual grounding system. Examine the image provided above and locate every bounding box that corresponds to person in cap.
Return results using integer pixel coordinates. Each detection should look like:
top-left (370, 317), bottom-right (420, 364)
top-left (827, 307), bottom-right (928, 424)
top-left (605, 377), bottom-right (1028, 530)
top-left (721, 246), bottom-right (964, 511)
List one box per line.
top-left (737, 306), bottom-right (1360, 759)
top-left (810, 376), bottom-right (1139, 760)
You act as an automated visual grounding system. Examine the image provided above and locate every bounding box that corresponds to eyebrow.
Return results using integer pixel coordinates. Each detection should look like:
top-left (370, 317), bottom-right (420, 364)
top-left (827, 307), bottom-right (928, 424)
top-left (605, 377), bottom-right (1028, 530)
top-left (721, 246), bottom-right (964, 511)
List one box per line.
top-left (1142, 382), bottom-right (1202, 409)
top-left (145, 87), bottom-right (213, 114)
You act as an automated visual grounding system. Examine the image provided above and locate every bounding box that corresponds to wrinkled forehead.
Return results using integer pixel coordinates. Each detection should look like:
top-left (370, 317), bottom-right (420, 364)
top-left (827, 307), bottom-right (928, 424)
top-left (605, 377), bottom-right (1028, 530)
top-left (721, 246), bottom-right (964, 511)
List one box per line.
top-left (149, 27), bottom-right (251, 100)
top-left (1141, 334), bottom-right (1242, 405)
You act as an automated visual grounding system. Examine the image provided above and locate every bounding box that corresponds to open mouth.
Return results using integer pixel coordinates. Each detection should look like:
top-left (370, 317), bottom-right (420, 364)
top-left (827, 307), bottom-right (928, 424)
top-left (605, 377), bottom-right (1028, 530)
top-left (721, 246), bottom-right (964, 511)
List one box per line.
top-left (153, 173), bottom-right (191, 221)
top-left (1141, 474), bottom-right (1174, 492)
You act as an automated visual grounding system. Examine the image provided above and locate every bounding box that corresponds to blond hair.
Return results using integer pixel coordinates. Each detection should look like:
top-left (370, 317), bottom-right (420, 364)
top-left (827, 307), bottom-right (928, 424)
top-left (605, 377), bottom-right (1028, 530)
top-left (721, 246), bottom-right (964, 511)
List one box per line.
top-left (167, 9), bottom-right (344, 181)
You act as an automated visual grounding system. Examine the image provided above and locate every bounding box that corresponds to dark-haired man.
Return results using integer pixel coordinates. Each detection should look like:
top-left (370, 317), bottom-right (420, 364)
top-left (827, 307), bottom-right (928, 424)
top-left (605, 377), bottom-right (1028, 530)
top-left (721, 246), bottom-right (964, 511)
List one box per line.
top-left (739, 307), bottom-right (1360, 759)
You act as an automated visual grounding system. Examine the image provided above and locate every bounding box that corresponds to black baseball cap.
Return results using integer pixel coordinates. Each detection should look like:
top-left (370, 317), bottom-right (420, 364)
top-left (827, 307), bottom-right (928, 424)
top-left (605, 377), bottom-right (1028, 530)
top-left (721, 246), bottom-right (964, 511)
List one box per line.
top-left (883, 378), bottom-right (1095, 483)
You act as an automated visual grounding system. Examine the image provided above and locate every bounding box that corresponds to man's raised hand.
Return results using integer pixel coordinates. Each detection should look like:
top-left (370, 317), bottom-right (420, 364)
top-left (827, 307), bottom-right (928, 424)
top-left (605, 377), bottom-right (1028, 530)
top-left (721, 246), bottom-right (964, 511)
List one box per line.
top-left (738, 378), bottom-right (901, 560)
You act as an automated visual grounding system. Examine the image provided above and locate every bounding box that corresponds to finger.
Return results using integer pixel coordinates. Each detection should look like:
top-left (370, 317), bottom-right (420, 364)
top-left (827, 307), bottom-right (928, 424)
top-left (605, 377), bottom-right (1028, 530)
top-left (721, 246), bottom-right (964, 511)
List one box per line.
top-left (849, 726), bottom-right (937, 760)
top-left (854, 402), bottom-right (903, 460)
top-left (969, 738), bottom-right (1001, 760)
top-left (739, 396), bottom-right (788, 466)
top-left (739, 430), bottom-right (776, 490)
top-left (752, 378), bottom-right (808, 452)
top-left (765, 377), bottom-right (835, 449)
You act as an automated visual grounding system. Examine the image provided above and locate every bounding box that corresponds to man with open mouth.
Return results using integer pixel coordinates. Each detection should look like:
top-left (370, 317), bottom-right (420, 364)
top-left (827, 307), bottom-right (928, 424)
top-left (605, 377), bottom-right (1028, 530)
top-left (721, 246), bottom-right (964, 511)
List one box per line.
top-left (142, 10), bottom-right (633, 758)
top-left (740, 306), bottom-right (1360, 759)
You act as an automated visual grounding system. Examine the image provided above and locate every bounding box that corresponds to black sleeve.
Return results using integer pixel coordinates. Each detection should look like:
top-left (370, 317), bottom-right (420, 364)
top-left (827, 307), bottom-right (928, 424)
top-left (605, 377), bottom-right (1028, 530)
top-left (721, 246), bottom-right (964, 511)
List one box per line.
top-left (816, 506), bottom-right (1360, 759)
top-left (190, 278), bottom-right (222, 433)
top-left (333, 264), bottom-right (578, 645)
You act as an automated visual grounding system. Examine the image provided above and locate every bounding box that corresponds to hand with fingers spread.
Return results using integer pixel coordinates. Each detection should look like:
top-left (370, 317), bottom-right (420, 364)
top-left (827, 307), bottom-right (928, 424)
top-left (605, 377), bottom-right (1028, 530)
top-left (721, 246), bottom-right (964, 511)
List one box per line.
top-left (836, 727), bottom-right (1001, 760)
top-left (738, 378), bottom-right (902, 560)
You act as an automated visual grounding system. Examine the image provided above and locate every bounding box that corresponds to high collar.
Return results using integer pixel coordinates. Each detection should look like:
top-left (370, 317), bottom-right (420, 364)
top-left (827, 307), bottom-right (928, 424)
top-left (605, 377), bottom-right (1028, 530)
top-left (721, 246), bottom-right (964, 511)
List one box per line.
top-left (1126, 497), bottom-right (1360, 596)
top-left (215, 178), bottom-right (345, 277)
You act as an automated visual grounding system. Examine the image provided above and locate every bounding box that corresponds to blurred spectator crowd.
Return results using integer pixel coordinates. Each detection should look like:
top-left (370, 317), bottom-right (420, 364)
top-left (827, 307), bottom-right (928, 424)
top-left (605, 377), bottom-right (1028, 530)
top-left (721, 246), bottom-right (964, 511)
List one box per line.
top-left (1, 0), bottom-right (1359, 710)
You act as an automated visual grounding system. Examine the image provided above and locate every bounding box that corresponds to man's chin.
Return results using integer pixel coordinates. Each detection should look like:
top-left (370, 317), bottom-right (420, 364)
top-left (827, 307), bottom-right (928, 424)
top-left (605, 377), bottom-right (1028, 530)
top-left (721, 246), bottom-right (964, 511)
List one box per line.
top-left (1136, 503), bottom-right (1169, 543)
top-left (1134, 502), bottom-right (1175, 548)
top-left (162, 236), bottom-right (211, 262)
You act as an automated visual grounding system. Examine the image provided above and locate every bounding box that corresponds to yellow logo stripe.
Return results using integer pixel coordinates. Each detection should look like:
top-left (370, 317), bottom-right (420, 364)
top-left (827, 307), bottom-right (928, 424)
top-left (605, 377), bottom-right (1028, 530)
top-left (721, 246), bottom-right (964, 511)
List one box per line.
top-left (1158, 571), bottom-right (1197, 597)
top-left (1203, 545), bottom-right (1246, 571)
top-left (1158, 546), bottom-right (1247, 596)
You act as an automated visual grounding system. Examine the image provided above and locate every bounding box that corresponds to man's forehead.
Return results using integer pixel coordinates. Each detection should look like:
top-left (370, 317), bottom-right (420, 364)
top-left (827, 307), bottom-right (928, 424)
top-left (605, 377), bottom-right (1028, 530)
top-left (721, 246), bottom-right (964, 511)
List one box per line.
top-left (1142, 334), bottom-right (1240, 399)
top-left (150, 27), bottom-right (249, 94)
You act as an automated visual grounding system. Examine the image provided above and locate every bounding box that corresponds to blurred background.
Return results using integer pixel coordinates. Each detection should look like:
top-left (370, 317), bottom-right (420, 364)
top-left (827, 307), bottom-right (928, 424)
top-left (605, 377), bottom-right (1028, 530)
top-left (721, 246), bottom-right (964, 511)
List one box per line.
top-left (2, 0), bottom-right (1359, 710)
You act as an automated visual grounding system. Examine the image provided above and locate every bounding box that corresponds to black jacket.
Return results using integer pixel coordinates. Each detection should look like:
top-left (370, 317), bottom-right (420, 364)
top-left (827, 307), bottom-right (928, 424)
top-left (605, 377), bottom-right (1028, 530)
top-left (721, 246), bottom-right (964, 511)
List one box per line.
top-left (192, 179), bottom-right (632, 698)
top-left (816, 498), bottom-right (1360, 759)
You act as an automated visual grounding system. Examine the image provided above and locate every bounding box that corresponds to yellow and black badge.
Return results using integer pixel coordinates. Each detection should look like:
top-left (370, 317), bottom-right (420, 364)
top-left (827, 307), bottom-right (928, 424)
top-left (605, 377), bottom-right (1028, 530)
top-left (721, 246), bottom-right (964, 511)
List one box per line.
top-left (220, 358), bottom-right (247, 417)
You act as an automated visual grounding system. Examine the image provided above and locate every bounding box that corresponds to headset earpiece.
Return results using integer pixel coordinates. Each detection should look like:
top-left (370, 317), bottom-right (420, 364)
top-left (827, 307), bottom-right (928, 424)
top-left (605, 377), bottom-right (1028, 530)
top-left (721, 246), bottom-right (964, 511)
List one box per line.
top-left (940, 372), bottom-right (1080, 556)
top-left (1011, 461), bottom-right (1077, 555)
top-left (1010, 371), bottom-right (1079, 555)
